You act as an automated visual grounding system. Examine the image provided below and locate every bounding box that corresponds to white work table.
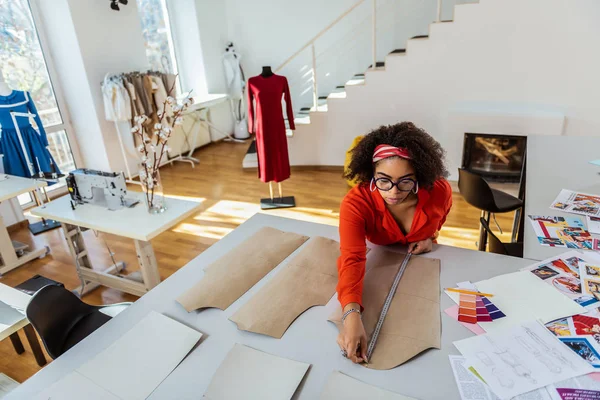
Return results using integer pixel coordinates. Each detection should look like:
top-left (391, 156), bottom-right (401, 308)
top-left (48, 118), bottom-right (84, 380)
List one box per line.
top-left (524, 135), bottom-right (600, 261)
top-left (0, 175), bottom-right (48, 275)
top-left (9, 213), bottom-right (535, 400)
top-left (30, 192), bottom-right (202, 296)
top-left (0, 282), bottom-right (46, 367)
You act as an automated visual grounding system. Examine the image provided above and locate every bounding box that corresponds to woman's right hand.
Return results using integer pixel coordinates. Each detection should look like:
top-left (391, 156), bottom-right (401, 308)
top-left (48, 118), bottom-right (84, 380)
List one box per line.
top-left (336, 304), bottom-right (368, 364)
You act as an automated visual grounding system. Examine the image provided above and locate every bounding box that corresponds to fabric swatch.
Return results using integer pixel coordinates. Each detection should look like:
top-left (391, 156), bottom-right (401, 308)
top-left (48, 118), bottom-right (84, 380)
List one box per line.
top-left (230, 236), bottom-right (340, 338)
top-left (177, 227), bottom-right (309, 312)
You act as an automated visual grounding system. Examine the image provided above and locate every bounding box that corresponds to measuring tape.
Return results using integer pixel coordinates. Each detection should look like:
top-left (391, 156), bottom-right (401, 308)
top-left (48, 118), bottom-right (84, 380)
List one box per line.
top-left (366, 252), bottom-right (412, 361)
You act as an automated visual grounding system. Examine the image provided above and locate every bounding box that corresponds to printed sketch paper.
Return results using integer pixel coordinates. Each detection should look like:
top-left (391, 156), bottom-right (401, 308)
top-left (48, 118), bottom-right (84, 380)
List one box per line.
top-left (454, 321), bottom-right (594, 399)
top-left (523, 251), bottom-right (600, 309)
top-left (551, 190), bottom-right (600, 218)
top-left (546, 307), bottom-right (600, 369)
top-left (528, 216), bottom-right (593, 250)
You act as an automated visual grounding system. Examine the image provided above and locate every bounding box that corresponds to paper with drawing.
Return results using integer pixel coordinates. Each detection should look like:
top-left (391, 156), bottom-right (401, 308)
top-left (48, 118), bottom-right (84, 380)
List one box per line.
top-left (230, 236), bottom-right (340, 338)
top-left (176, 227), bottom-right (309, 312)
top-left (551, 190), bottom-right (600, 218)
top-left (204, 344), bottom-right (309, 400)
top-left (454, 321), bottom-right (594, 399)
top-left (528, 216), bottom-right (594, 250)
top-left (319, 371), bottom-right (416, 400)
top-left (329, 249), bottom-right (441, 370)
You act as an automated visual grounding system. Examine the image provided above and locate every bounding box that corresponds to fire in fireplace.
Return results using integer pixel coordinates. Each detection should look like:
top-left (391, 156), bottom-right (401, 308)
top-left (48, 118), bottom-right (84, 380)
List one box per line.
top-left (462, 133), bottom-right (527, 183)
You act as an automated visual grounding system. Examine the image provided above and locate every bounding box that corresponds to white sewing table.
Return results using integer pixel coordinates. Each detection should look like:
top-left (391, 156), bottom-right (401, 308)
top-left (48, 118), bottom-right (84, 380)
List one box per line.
top-left (524, 135), bottom-right (600, 261)
top-left (30, 192), bottom-right (202, 297)
top-left (0, 175), bottom-right (48, 275)
top-left (171, 93), bottom-right (230, 167)
top-left (0, 282), bottom-right (46, 367)
top-left (9, 213), bottom-right (535, 399)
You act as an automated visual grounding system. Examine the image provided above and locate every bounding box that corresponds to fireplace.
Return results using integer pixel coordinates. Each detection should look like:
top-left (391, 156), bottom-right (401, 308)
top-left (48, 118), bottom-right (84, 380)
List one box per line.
top-left (462, 133), bottom-right (527, 183)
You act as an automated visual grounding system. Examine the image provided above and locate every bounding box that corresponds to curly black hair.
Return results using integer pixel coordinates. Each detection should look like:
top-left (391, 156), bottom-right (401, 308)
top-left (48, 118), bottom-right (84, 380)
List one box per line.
top-left (344, 122), bottom-right (448, 190)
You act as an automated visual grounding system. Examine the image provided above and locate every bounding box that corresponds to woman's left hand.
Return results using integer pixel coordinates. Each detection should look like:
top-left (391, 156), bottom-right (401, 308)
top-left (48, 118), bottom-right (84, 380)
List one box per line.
top-left (408, 238), bottom-right (433, 254)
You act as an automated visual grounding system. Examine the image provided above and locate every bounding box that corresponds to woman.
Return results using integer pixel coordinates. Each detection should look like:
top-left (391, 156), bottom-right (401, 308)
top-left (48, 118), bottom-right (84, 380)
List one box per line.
top-left (337, 122), bottom-right (452, 363)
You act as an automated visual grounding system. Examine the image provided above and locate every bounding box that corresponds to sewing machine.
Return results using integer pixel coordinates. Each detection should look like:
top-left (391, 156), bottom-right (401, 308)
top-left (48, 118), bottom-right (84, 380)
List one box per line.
top-left (66, 169), bottom-right (139, 210)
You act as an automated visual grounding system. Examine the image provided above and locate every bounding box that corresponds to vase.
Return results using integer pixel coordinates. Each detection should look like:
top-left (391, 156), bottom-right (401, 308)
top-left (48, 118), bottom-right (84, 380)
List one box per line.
top-left (142, 170), bottom-right (167, 214)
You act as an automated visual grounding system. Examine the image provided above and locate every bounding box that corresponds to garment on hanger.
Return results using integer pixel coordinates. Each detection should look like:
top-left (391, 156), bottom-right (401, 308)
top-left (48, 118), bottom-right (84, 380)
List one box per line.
top-left (102, 77), bottom-right (131, 122)
top-left (223, 51), bottom-right (245, 100)
top-left (247, 74), bottom-right (295, 183)
top-left (0, 91), bottom-right (61, 178)
top-left (162, 73), bottom-right (178, 99)
top-left (130, 74), bottom-right (151, 116)
top-left (151, 75), bottom-right (171, 118)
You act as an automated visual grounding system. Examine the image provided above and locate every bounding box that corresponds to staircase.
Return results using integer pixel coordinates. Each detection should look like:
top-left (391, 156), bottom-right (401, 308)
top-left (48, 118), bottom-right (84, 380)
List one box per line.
top-left (246, 0), bottom-right (598, 175)
top-left (243, 0), bottom-right (472, 169)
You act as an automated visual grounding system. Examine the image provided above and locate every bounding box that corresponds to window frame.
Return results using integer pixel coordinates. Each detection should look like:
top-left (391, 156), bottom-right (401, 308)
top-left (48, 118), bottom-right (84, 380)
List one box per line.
top-left (13, 0), bottom-right (84, 208)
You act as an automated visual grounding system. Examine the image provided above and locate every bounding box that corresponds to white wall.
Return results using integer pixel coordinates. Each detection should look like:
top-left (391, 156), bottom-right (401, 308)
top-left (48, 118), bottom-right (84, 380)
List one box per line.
top-left (287, 0), bottom-right (600, 180)
top-left (37, 0), bottom-right (149, 175)
top-left (224, 0), bottom-right (441, 112)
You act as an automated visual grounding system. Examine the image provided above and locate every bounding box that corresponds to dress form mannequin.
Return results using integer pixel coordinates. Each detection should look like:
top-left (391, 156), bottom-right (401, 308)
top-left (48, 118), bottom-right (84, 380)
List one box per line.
top-left (261, 66), bottom-right (291, 206)
top-left (260, 66), bottom-right (274, 77)
top-left (0, 71), bottom-right (12, 96)
top-left (0, 70), bottom-right (62, 233)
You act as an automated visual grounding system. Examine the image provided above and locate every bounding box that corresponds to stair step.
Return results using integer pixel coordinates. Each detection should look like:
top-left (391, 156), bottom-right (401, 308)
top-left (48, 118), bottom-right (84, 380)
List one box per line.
top-left (346, 76), bottom-right (365, 86)
top-left (367, 61), bottom-right (386, 68)
top-left (390, 49), bottom-right (406, 54)
top-left (410, 35), bottom-right (429, 39)
top-left (328, 91), bottom-right (347, 99)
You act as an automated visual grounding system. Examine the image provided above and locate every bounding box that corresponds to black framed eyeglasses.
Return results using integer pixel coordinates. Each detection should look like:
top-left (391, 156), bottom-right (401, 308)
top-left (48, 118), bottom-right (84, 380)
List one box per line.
top-left (372, 177), bottom-right (416, 192)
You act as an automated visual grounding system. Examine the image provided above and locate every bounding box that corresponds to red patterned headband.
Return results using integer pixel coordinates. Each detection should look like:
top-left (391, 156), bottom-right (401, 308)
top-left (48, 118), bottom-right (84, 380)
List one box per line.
top-left (372, 144), bottom-right (412, 163)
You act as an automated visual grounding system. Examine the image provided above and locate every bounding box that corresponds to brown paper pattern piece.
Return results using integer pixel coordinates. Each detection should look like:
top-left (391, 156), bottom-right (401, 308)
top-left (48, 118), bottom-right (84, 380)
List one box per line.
top-left (329, 249), bottom-right (441, 370)
top-left (230, 236), bottom-right (341, 338)
top-left (176, 227), bottom-right (309, 312)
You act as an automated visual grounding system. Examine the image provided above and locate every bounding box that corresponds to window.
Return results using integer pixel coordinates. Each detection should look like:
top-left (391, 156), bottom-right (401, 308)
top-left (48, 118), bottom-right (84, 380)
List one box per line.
top-left (0, 0), bottom-right (79, 205)
top-left (136, 0), bottom-right (179, 77)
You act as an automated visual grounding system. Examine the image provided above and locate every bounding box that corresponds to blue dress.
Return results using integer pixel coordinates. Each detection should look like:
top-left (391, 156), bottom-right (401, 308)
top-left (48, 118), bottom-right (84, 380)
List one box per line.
top-left (0, 90), bottom-right (61, 178)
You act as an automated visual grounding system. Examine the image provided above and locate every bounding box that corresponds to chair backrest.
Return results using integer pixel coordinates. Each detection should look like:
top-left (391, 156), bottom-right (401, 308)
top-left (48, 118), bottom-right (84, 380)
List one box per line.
top-left (26, 285), bottom-right (98, 359)
top-left (479, 217), bottom-right (509, 255)
top-left (458, 168), bottom-right (497, 211)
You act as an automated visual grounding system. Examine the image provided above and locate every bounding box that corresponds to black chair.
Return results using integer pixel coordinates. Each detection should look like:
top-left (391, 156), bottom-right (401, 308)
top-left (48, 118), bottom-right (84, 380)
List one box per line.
top-left (26, 285), bottom-right (130, 359)
top-left (458, 168), bottom-right (523, 251)
top-left (480, 217), bottom-right (524, 257)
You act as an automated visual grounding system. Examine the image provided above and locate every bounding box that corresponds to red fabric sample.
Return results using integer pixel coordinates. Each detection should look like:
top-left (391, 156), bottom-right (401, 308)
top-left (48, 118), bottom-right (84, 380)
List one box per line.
top-left (247, 74), bottom-right (295, 183)
top-left (336, 180), bottom-right (452, 309)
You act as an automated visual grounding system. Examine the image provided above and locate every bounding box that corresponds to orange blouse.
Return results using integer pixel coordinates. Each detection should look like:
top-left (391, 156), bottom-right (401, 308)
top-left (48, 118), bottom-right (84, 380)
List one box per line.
top-left (337, 179), bottom-right (452, 309)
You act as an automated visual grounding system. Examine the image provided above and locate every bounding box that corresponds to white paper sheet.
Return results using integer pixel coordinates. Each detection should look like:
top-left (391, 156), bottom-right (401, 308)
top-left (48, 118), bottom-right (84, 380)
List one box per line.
top-left (77, 311), bottom-right (202, 400)
top-left (32, 371), bottom-right (120, 400)
top-left (454, 321), bottom-right (594, 399)
top-left (449, 355), bottom-right (558, 400)
top-left (588, 217), bottom-right (600, 235)
top-left (319, 371), bottom-right (416, 400)
top-left (474, 271), bottom-right (585, 332)
top-left (204, 344), bottom-right (310, 400)
top-left (450, 355), bottom-right (501, 400)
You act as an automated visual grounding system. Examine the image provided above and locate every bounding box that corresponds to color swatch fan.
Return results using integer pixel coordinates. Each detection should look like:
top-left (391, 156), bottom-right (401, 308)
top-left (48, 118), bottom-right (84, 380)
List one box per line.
top-left (456, 282), bottom-right (505, 324)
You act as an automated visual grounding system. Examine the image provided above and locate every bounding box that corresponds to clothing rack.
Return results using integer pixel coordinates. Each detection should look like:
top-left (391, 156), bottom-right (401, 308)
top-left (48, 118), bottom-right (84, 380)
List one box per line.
top-left (102, 70), bottom-right (180, 184)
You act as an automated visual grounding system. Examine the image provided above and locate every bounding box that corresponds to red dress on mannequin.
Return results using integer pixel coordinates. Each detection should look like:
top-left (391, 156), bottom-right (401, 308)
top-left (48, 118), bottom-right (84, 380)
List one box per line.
top-left (247, 74), bottom-right (295, 183)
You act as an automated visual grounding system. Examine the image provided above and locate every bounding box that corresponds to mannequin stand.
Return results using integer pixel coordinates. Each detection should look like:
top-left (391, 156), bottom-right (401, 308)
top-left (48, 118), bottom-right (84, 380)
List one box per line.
top-left (260, 182), bottom-right (296, 210)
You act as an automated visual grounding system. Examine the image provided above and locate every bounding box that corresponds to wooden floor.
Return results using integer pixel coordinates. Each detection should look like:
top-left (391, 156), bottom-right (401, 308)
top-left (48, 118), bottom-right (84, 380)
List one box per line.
top-left (0, 140), bottom-right (515, 384)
